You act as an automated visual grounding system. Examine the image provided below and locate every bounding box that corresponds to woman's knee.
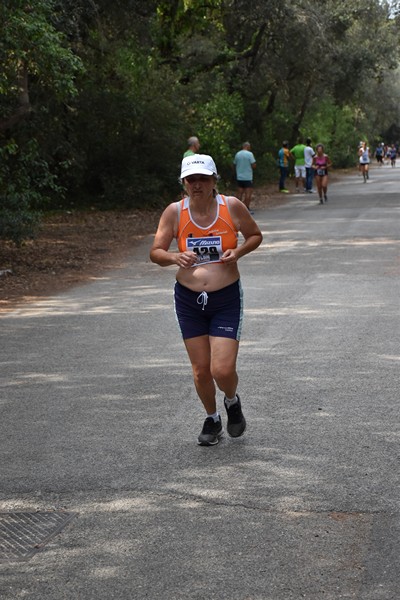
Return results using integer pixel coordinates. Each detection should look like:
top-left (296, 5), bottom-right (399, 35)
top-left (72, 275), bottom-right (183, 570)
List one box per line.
top-left (211, 360), bottom-right (236, 384)
top-left (192, 362), bottom-right (212, 384)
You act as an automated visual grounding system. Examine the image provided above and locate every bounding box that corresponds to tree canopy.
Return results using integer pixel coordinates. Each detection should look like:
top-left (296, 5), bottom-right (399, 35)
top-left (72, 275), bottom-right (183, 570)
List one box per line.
top-left (1, 0), bottom-right (400, 242)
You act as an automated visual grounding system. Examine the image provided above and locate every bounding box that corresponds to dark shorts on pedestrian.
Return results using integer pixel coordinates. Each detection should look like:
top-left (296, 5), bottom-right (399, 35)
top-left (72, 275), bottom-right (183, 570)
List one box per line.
top-left (174, 280), bottom-right (243, 340)
top-left (237, 180), bottom-right (253, 189)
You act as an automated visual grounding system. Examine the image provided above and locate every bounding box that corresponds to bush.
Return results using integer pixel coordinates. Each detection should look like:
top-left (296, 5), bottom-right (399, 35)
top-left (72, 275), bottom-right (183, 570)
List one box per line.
top-left (0, 209), bottom-right (41, 246)
top-left (0, 139), bottom-right (64, 244)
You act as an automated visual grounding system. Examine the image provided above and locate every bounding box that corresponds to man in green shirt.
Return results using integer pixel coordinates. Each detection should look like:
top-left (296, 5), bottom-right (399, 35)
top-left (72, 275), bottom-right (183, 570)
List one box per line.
top-left (290, 138), bottom-right (306, 193)
top-left (183, 136), bottom-right (200, 157)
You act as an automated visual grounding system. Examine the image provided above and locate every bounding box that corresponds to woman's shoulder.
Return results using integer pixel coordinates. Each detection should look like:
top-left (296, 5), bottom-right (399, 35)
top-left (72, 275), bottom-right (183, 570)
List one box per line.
top-left (222, 195), bottom-right (248, 222)
top-left (223, 195), bottom-right (246, 213)
top-left (167, 198), bottom-right (182, 210)
top-left (222, 194), bottom-right (241, 205)
top-left (159, 199), bottom-right (182, 221)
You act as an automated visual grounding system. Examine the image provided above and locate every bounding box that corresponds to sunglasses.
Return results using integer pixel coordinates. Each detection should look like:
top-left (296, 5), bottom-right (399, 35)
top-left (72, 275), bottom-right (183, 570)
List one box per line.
top-left (185, 175), bottom-right (213, 184)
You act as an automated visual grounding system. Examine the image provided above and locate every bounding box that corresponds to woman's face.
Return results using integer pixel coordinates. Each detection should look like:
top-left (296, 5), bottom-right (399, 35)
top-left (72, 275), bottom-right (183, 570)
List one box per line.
top-left (184, 174), bottom-right (215, 198)
top-left (317, 146), bottom-right (324, 156)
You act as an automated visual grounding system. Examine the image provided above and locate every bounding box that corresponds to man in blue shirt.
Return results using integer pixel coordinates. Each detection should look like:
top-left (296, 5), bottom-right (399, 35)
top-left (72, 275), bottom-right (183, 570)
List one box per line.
top-left (233, 142), bottom-right (256, 210)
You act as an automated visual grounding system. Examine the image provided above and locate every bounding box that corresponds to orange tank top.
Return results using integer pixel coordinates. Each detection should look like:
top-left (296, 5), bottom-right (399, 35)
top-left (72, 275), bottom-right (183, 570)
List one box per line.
top-left (176, 194), bottom-right (238, 267)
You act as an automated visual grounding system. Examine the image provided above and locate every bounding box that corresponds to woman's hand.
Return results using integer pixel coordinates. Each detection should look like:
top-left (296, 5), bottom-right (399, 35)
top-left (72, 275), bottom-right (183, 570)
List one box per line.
top-left (221, 248), bottom-right (238, 264)
top-left (175, 251), bottom-right (197, 268)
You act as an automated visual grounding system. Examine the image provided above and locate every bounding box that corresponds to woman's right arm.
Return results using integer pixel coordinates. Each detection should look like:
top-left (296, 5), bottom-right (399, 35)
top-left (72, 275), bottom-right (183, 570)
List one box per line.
top-left (150, 203), bottom-right (197, 268)
top-left (149, 204), bottom-right (179, 266)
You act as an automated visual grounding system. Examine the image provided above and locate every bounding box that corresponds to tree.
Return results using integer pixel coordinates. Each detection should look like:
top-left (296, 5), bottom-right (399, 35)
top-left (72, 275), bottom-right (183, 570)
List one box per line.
top-left (0, 0), bottom-right (83, 243)
top-left (1, 0), bottom-right (400, 243)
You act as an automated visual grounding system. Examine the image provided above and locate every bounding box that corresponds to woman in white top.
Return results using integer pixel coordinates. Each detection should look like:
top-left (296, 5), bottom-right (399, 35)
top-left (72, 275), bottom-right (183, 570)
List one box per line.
top-left (358, 142), bottom-right (370, 183)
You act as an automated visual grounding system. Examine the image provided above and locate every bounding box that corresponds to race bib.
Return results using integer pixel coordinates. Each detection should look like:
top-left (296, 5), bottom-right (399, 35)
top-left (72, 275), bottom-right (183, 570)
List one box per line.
top-left (187, 236), bottom-right (223, 266)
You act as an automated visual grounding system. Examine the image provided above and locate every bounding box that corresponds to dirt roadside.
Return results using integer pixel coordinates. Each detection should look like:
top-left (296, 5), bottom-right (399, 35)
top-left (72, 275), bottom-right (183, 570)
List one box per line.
top-left (0, 185), bottom-right (289, 313)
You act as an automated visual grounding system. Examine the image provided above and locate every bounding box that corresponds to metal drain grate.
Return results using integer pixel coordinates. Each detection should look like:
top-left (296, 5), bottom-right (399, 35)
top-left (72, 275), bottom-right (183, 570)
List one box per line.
top-left (0, 511), bottom-right (78, 563)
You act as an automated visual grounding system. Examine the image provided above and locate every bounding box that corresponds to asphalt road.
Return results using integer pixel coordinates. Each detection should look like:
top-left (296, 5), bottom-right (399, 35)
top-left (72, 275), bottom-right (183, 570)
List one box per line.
top-left (1, 164), bottom-right (399, 599)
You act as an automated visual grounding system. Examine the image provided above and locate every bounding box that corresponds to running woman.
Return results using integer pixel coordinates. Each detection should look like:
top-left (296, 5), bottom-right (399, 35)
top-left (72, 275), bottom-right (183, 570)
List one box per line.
top-left (312, 144), bottom-right (332, 204)
top-left (359, 141), bottom-right (370, 182)
top-left (150, 154), bottom-right (263, 446)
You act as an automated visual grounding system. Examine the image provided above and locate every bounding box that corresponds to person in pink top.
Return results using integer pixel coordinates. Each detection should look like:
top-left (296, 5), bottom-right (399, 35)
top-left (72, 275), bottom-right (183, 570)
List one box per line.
top-left (312, 144), bottom-right (332, 204)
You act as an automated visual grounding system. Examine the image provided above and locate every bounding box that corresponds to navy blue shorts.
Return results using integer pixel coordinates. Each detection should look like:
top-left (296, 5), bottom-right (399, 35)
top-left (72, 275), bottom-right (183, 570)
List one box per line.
top-left (237, 180), bottom-right (253, 189)
top-left (174, 280), bottom-right (243, 340)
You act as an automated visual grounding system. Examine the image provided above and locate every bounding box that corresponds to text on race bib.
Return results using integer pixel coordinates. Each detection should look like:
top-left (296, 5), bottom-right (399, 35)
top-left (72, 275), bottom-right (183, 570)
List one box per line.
top-left (186, 236), bottom-right (223, 265)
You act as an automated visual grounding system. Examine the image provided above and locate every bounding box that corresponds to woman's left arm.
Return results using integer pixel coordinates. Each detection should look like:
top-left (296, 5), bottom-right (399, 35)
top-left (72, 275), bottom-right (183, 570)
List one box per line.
top-left (221, 197), bottom-right (263, 264)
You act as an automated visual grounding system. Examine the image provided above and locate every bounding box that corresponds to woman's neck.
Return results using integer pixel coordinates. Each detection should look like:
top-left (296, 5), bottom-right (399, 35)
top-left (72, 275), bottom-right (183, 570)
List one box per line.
top-left (189, 193), bottom-right (216, 216)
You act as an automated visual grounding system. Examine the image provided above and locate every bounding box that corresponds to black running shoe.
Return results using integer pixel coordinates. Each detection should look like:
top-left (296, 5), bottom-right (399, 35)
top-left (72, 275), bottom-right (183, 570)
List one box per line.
top-left (197, 416), bottom-right (223, 446)
top-left (224, 394), bottom-right (246, 438)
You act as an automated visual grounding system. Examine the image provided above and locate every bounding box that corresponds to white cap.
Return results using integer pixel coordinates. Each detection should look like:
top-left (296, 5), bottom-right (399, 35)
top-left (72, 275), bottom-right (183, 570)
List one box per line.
top-left (180, 154), bottom-right (217, 179)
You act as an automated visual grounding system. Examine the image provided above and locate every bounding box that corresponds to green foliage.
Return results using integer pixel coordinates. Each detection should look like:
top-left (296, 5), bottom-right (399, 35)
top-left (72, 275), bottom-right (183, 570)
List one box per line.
top-left (1, 0), bottom-right (400, 243)
top-left (196, 91), bottom-right (244, 180)
top-left (0, 0), bottom-right (83, 242)
top-left (302, 99), bottom-right (363, 167)
top-left (0, 139), bottom-right (64, 244)
top-left (70, 36), bottom-right (187, 207)
top-left (0, 0), bottom-right (83, 99)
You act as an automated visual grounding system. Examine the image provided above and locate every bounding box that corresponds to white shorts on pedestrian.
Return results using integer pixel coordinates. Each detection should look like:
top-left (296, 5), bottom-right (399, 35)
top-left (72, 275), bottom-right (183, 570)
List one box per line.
top-left (295, 165), bottom-right (306, 178)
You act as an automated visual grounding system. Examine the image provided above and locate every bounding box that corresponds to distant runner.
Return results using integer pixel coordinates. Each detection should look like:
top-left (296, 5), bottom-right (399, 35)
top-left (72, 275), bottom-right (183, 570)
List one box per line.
top-left (358, 141), bottom-right (370, 183)
top-left (313, 144), bottom-right (332, 204)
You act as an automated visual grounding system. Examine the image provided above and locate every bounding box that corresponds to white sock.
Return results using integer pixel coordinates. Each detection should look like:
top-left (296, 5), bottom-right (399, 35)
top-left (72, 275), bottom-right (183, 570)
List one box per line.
top-left (207, 411), bottom-right (220, 422)
top-left (224, 395), bottom-right (238, 407)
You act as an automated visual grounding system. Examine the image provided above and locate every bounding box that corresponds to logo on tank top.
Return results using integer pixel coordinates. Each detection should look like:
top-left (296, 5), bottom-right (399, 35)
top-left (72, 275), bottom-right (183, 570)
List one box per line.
top-left (207, 229), bottom-right (228, 235)
top-left (187, 236), bottom-right (223, 265)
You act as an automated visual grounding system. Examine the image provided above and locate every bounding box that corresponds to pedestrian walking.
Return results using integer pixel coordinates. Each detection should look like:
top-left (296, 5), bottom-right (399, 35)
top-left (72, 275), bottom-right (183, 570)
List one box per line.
top-left (304, 137), bottom-right (316, 193)
top-left (385, 144), bottom-right (391, 165)
top-left (150, 154), bottom-right (263, 446)
top-left (290, 138), bottom-right (307, 193)
top-left (277, 141), bottom-right (292, 193)
top-left (375, 143), bottom-right (384, 165)
top-left (312, 144), bottom-right (332, 204)
top-left (233, 142), bottom-right (256, 211)
top-left (389, 144), bottom-right (397, 167)
top-left (183, 136), bottom-right (200, 157)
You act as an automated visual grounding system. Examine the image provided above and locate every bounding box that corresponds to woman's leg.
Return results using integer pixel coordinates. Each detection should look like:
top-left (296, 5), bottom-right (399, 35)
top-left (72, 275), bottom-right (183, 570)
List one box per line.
top-left (184, 335), bottom-right (239, 406)
top-left (209, 336), bottom-right (246, 438)
top-left (316, 176), bottom-right (323, 201)
top-left (322, 175), bottom-right (328, 199)
top-left (209, 336), bottom-right (239, 399)
top-left (184, 335), bottom-right (216, 414)
top-left (362, 164), bottom-right (367, 182)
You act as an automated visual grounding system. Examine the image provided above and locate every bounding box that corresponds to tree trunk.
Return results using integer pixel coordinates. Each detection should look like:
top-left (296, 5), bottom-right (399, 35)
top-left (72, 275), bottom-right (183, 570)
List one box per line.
top-left (0, 63), bottom-right (32, 132)
top-left (290, 79), bottom-right (313, 144)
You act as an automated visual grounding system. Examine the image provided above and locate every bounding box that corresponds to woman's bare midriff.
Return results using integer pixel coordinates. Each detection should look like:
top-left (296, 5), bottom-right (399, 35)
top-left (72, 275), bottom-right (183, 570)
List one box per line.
top-left (176, 262), bottom-right (240, 292)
